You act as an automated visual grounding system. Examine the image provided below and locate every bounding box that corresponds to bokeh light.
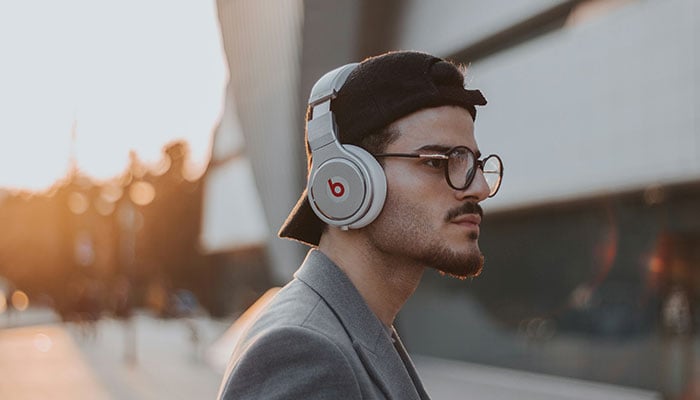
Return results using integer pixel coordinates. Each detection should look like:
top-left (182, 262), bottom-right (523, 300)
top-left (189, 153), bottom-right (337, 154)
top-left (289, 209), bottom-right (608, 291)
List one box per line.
top-left (100, 185), bottom-right (123, 203)
top-left (33, 333), bottom-right (54, 353)
top-left (129, 182), bottom-right (156, 206)
top-left (68, 192), bottom-right (90, 215)
top-left (11, 290), bottom-right (30, 311)
top-left (94, 196), bottom-right (115, 216)
top-left (0, 290), bottom-right (6, 314)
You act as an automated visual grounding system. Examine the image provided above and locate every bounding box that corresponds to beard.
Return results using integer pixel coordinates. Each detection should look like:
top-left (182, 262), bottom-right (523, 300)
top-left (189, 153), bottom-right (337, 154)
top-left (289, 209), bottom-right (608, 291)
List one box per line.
top-left (365, 196), bottom-right (485, 279)
top-left (437, 201), bottom-right (485, 279)
top-left (425, 239), bottom-right (484, 279)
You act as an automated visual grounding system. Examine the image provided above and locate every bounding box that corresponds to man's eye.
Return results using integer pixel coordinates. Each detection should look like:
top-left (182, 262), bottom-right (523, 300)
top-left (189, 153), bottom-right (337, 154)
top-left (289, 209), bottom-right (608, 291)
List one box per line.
top-left (425, 158), bottom-right (447, 169)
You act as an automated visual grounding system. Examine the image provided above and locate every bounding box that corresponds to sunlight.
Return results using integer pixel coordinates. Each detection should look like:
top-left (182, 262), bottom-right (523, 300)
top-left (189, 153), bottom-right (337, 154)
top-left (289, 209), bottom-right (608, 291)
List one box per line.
top-left (0, 0), bottom-right (227, 191)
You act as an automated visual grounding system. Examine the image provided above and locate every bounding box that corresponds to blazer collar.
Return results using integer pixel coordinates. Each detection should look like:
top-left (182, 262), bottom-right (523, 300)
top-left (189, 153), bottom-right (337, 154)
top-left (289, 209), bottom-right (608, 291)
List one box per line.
top-left (295, 250), bottom-right (429, 400)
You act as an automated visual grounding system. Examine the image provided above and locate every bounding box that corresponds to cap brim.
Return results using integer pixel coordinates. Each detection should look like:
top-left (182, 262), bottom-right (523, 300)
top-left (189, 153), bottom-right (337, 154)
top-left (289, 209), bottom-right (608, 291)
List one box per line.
top-left (278, 188), bottom-right (324, 247)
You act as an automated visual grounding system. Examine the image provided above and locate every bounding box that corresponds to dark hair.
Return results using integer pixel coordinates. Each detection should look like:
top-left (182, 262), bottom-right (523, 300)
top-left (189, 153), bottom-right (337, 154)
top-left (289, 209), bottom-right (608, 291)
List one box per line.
top-left (356, 126), bottom-right (400, 159)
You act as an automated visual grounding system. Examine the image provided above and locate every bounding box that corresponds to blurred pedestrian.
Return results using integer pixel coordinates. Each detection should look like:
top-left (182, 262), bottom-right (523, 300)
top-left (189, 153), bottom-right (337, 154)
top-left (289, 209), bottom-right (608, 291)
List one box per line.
top-left (111, 276), bottom-right (137, 365)
top-left (172, 289), bottom-right (202, 361)
top-left (75, 278), bottom-right (102, 341)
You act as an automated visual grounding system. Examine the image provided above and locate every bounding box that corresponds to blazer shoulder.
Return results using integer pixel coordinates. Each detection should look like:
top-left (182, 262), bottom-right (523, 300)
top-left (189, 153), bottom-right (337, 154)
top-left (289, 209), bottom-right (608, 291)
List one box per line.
top-left (249, 279), bottom-right (351, 343)
top-left (219, 325), bottom-right (362, 400)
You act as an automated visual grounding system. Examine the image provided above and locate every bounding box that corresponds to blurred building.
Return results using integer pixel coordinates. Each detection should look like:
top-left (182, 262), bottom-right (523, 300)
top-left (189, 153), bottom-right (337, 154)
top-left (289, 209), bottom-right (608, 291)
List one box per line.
top-left (0, 142), bottom-right (223, 319)
top-left (206, 0), bottom-right (698, 396)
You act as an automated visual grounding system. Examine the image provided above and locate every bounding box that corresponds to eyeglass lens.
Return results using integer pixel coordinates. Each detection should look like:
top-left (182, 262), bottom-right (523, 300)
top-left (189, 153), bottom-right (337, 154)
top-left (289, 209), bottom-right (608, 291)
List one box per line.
top-left (482, 155), bottom-right (503, 196)
top-left (446, 148), bottom-right (502, 196)
top-left (447, 148), bottom-right (476, 190)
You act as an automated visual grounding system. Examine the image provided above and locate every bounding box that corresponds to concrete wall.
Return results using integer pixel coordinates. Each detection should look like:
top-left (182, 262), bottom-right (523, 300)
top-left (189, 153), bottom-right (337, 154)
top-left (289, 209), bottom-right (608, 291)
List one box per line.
top-left (393, 0), bottom-right (573, 56)
top-left (212, 0), bottom-right (305, 281)
top-left (468, 0), bottom-right (699, 212)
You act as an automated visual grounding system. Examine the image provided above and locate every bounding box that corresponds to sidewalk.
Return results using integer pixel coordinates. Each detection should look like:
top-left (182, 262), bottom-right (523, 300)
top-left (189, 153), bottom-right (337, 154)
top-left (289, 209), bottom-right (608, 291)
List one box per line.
top-left (0, 309), bottom-right (230, 400)
top-left (76, 315), bottom-right (229, 400)
top-left (0, 324), bottom-right (111, 400)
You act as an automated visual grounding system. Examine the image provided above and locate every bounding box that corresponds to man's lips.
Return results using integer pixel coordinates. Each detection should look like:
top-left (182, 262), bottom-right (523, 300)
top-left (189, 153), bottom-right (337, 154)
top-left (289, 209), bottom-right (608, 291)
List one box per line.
top-left (451, 213), bottom-right (482, 227)
top-left (445, 202), bottom-right (483, 223)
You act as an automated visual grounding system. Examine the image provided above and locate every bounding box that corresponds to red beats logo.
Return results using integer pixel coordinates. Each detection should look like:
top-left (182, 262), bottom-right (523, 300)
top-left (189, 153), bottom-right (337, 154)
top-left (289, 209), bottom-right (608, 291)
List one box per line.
top-left (328, 179), bottom-right (345, 198)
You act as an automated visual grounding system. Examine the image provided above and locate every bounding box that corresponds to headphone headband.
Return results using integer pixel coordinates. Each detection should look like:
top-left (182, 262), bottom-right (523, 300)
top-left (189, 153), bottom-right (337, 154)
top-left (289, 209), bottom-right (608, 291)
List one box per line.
top-left (305, 62), bottom-right (387, 230)
top-left (308, 63), bottom-right (359, 108)
top-left (307, 63), bottom-right (359, 153)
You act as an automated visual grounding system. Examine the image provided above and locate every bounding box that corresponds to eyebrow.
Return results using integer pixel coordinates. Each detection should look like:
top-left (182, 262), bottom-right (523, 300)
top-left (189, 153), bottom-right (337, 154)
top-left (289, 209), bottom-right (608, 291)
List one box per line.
top-left (415, 144), bottom-right (482, 159)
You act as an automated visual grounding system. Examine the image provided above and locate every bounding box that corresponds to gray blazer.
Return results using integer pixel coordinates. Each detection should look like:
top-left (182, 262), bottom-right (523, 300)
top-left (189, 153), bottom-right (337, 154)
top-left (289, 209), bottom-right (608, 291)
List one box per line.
top-left (218, 250), bottom-right (431, 399)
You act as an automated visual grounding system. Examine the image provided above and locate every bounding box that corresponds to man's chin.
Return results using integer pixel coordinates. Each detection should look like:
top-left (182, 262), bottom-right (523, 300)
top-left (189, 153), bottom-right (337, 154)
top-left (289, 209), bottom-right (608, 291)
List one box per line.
top-left (436, 257), bottom-right (484, 280)
top-left (429, 246), bottom-right (485, 280)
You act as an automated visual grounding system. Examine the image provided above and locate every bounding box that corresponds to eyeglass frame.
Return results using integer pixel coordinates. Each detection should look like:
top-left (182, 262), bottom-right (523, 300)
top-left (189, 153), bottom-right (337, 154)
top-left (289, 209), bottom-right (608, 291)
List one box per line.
top-left (372, 145), bottom-right (503, 197)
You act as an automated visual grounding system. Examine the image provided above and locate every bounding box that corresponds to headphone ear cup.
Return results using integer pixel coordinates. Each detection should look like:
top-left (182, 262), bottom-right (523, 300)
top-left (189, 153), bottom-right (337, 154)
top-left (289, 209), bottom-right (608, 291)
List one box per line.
top-left (343, 145), bottom-right (387, 229)
top-left (306, 145), bottom-right (386, 229)
top-left (307, 151), bottom-right (368, 226)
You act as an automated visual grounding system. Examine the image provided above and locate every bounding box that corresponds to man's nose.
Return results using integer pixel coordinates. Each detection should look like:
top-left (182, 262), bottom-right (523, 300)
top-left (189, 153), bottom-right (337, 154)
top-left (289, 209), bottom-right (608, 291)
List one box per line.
top-left (456, 169), bottom-right (490, 202)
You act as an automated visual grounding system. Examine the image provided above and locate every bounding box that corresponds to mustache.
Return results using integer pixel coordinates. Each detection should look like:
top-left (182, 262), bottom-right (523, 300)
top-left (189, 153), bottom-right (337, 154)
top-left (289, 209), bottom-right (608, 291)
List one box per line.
top-left (445, 202), bottom-right (483, 222)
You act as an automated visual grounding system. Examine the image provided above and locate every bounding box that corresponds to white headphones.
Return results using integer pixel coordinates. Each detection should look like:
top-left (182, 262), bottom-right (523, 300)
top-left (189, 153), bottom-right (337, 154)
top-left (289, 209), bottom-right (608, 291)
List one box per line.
top-left (306, 63), bottom-right (387, 230)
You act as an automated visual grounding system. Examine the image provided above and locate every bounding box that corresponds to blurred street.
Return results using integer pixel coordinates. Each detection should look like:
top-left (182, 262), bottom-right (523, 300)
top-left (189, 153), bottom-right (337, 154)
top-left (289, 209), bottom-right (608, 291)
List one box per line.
top-left (0, 308), bottom-right (227, 400)
top-left (1, 307), bottom-right (667, 400)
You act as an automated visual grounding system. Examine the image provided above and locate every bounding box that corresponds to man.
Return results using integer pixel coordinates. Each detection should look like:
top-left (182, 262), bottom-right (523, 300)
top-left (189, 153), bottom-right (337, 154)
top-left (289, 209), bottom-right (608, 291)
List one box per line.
top-left (218, 51), bottom-right (503, 399)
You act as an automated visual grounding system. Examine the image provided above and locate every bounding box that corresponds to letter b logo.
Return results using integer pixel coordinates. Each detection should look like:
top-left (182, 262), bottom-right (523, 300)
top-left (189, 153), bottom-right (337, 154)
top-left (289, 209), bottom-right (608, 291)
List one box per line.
top-left (328, 178), bottom-right (345, 197)
top-left (326, 176), bottom-right (348, 202)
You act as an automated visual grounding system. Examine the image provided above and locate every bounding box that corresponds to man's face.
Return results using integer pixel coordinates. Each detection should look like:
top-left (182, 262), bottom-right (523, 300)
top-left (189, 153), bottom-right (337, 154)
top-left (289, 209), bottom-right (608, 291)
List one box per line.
top-left (365, 105), bottom-right (491, 279)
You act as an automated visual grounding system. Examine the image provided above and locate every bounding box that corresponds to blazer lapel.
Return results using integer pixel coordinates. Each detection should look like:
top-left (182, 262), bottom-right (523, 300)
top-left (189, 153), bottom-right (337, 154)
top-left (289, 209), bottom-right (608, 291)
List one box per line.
top-left (295, 250), bottom-right (422, 400)
top-left (392, 329), bottom-right (431, 400)
top-left (352, 337), bottom-right (423, 400)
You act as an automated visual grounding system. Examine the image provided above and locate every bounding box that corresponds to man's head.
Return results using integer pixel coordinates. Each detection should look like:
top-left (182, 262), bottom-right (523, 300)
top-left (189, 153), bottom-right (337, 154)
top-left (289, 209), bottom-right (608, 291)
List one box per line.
top-left (280, 51), bottom-right (500, 278)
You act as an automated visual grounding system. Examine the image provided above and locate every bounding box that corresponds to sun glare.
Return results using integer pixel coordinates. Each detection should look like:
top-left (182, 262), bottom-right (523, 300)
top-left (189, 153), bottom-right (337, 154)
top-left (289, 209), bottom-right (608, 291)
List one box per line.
top-left (0, 0), bottom-right (227, 191)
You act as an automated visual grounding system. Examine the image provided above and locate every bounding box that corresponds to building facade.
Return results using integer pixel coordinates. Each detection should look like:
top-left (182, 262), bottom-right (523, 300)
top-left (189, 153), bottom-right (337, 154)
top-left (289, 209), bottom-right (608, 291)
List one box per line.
top-left (207, 0), bottom-right (698, 396)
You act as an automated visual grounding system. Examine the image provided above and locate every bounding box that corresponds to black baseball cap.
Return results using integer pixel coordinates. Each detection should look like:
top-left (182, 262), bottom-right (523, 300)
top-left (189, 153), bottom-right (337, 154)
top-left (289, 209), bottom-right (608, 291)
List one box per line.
top-left (279, 51), bottom-right (487, 247)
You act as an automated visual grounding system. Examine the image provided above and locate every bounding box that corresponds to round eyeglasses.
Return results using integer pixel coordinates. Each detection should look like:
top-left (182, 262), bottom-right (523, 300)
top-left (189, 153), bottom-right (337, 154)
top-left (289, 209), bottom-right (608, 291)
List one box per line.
top-left (373, 146), bottom-right (503, 197)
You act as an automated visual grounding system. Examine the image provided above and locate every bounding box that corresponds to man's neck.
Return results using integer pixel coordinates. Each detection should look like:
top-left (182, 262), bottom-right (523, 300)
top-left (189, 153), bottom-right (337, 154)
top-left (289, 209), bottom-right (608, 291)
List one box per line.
top-left (317, 230), bottom-right (425, 328)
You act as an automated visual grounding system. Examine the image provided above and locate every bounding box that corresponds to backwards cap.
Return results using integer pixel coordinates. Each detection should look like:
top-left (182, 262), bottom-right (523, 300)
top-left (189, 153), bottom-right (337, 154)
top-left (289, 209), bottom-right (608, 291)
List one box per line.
top-left (279, 51), bottom-right (487, 246)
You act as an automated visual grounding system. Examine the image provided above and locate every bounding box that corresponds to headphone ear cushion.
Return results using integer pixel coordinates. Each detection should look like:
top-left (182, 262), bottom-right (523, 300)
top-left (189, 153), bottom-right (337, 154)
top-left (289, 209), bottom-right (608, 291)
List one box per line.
top-left (343, 145), bottom-right (387, 228)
